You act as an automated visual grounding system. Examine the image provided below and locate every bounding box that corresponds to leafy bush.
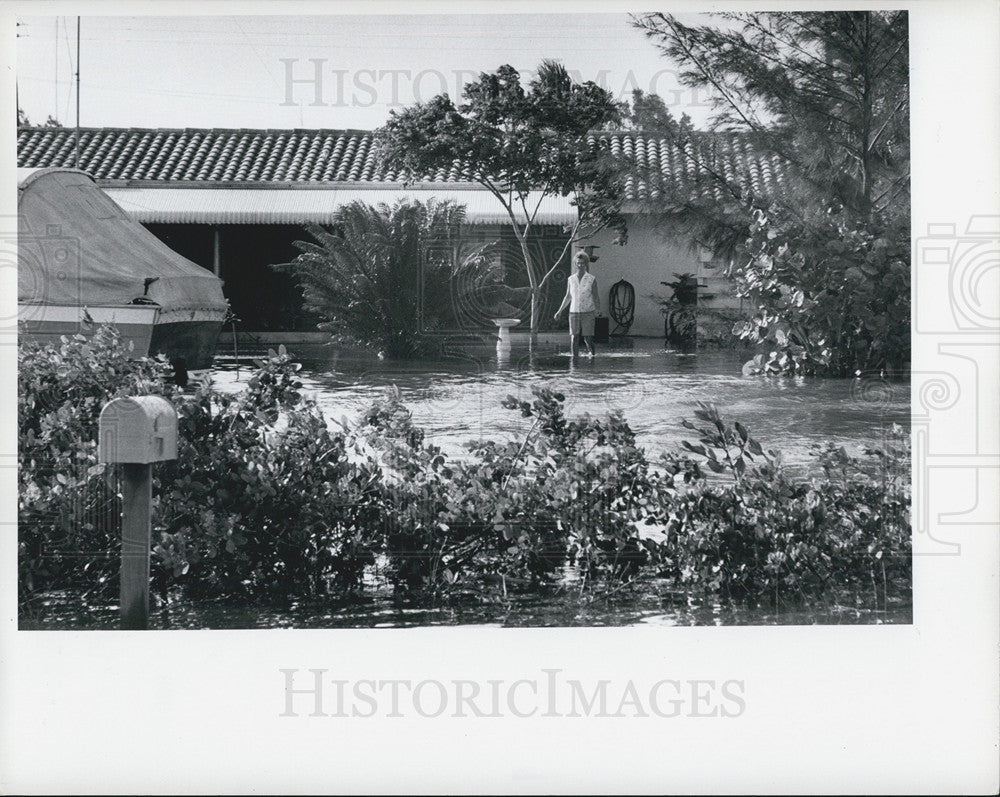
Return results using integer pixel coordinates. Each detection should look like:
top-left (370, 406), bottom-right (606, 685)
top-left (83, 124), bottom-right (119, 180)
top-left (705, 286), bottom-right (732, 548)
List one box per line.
top-left (151, 347), bottom-right (383, 599)
top-left (654, 403), bottom-right (911, 609)
top-left (355, 386), bottom-right (668, 596)
top-left (347, 389), bottom-right (910, 610)
top-left (18, 328), bottom-right (383, 604)
top-left (731, 209), bottom-right (910, 377)
top-left (493, 389), bottom-right (661, 583)
top-left (18, 326), bottom-right (176, 601)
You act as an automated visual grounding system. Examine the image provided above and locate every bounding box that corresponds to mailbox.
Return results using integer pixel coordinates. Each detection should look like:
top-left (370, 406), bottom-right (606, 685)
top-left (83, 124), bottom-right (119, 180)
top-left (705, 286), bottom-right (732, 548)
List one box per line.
top-left (99, 396), bottom-right (178, 464)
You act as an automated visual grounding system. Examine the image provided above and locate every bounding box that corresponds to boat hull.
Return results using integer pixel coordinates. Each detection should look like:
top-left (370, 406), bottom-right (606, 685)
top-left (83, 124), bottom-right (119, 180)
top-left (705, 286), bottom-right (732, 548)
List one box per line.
top-left (19, 303), bottom-right (225, 372)
top-left (149, 313), bottom-right (224, 372)
top-left (18, 303), bottom-right (159, 354)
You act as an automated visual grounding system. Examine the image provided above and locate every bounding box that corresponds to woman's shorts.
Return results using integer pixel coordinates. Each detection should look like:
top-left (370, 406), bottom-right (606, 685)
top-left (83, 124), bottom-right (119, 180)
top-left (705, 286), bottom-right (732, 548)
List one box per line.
top-left (569, 311), bottom-right (596, 335)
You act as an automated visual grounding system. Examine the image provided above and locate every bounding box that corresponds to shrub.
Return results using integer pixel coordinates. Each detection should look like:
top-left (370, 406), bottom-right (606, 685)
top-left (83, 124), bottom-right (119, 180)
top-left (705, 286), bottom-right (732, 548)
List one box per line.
top-left (654, 402), bottom-right (911, 609)
top-left (18, 328), bottom-right (383, 605)
top-left (355, 385), bottom-right (667, 596)
top-left (493, 389), bottom-right (662, 583)
top-left (731, 209), bottom-right (910, 377)
top-left (18, 326), bottom-right (176, 601)
top-left (152, 347), bottom-right (384, 599)
top-left (276, 199), bottom-right (498, 358)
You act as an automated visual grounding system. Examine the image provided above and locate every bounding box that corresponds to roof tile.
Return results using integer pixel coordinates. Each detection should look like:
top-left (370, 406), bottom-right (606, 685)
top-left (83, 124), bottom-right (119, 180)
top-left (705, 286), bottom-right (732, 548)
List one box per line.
top-left (17, 127), bottom-right (786, 200)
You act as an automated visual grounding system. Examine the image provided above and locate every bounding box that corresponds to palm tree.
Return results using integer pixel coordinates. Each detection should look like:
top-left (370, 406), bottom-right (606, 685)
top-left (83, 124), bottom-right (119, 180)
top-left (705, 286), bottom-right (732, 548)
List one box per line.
top-left (277, 199), bottom-right (497, 358)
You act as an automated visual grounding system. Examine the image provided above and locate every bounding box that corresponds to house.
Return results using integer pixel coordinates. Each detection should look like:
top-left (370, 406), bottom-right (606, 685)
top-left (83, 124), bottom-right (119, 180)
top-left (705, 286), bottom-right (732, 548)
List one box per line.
top-left (17, 126), bottom-right (787, 340)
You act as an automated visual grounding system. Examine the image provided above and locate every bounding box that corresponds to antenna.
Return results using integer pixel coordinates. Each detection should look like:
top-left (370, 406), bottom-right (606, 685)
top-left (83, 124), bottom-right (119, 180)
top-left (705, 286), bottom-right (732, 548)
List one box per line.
top-left (74, 16), bottom-right (80, 169)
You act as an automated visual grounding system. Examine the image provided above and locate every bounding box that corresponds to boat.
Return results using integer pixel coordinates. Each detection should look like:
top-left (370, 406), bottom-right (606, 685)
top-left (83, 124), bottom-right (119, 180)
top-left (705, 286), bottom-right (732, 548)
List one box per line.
top-left (17, 167), bottom-right (228, 374)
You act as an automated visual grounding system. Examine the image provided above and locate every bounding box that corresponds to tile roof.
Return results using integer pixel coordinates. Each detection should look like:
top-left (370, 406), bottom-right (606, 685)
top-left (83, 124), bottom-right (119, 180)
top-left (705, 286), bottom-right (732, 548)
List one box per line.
top-left (592, 131), bottom-right (788, 204)
top-left (17, 128), bottom-right (465, 184)
top-left (17, 127), bottom-right (787, 201)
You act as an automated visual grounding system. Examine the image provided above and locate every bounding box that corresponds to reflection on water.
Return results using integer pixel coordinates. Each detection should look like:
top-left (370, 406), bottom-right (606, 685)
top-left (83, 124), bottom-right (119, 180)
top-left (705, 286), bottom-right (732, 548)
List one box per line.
top-left (19, 587), bottom-right (912, 630)
top-left (214, 338), bottom-right (909, 468)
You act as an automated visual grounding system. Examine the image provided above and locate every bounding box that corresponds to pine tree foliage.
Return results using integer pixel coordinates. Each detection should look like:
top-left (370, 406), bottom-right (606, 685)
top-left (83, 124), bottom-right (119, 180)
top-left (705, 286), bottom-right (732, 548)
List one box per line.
top-left (631, 12), bottom-right (910, 375)
top-left (632, 11), bottom-right (909, 226)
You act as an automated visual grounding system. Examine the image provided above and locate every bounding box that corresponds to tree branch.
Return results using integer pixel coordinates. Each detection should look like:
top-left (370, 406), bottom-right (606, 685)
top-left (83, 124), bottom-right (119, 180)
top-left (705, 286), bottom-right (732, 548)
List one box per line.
top-left (540, 220), bottom-right (581, 288)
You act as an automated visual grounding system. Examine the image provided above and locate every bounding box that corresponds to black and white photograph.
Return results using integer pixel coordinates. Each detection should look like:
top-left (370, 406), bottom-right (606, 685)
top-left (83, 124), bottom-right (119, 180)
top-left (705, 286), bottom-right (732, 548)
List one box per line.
top-left (14, 8), bottom-right (915, 629)
top-left (1, 0), bottom-right (997, 793)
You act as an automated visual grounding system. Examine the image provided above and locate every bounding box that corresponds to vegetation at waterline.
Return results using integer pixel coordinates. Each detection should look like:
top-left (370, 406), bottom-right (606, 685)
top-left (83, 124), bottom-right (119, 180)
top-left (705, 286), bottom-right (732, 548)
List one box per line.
top-left (19, 327), bottom-right (911, 620)
top-left (629, 11), bottom-right (910, 376)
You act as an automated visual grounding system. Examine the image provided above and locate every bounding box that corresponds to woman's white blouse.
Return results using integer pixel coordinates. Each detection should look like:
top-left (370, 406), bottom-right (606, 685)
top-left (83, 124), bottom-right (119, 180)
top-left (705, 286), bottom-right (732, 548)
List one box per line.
top-left (568, 272), bottom-right (597, 312)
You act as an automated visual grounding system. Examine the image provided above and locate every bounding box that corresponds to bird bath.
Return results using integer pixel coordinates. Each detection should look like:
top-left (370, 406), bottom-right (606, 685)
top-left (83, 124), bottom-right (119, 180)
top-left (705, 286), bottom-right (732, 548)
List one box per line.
top-left (492, 318), bottom-right (520, 350)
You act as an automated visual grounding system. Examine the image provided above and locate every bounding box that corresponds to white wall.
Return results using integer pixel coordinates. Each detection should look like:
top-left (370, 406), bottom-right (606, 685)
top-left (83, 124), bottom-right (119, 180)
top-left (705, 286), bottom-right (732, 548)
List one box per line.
top-left (581, 214), bottom-right (743, 337)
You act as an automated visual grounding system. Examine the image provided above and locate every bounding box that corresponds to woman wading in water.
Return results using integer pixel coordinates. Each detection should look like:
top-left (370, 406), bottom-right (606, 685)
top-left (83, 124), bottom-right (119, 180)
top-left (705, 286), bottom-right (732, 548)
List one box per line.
top-left (554, 251), bottom-right (601, 357)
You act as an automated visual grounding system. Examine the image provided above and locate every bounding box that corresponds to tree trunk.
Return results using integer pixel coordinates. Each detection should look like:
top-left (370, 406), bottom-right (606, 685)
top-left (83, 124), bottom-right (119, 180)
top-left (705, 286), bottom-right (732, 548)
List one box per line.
top-left (516, 234), bottom-right (539, 340)
top-left (529, 287), bottom-right (544, 344)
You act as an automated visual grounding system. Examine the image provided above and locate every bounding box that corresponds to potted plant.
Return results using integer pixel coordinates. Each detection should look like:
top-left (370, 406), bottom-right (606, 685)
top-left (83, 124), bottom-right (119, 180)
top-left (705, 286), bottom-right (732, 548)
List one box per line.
top-left (656, 272), bottom-right (699, 345)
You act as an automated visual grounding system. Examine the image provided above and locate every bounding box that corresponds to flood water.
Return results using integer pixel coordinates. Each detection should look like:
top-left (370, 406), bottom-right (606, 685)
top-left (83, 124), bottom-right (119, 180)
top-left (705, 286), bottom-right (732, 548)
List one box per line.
top-left (215, 336), bottom-right (909, 469)
top-left (20, 586), bottom-right (911, 630)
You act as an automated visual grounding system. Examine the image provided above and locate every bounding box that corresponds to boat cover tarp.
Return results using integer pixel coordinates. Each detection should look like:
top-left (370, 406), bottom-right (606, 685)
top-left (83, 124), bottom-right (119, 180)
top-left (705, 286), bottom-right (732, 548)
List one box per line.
top-left (18, 168), bottom-right (227, 317)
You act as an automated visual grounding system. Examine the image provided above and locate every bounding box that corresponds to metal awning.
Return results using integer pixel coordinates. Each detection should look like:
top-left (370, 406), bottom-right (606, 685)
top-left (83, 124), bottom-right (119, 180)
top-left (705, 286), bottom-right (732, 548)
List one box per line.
top-left (101, 186), bottom-right (579, 226)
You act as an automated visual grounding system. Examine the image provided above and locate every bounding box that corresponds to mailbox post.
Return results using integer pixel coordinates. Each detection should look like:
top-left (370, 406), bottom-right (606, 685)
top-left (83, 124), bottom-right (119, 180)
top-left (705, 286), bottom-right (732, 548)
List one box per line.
top-left (98, 396), bottom-right (178, 630)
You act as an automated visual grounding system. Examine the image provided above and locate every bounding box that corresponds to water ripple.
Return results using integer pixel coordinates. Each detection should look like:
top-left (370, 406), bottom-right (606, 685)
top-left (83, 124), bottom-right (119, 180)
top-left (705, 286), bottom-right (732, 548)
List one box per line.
top-left (213, 341), bottom-right (908, 467)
